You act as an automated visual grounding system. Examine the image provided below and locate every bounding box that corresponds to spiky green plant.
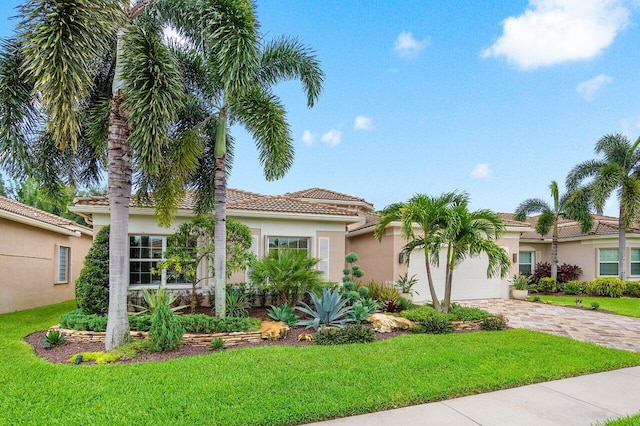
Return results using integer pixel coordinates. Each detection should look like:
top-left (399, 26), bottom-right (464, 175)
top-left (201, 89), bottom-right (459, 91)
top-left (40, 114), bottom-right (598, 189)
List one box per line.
top-left (296, 288), bottom-right (353, 331)
top-left (267, 304), bottom-right (298, 326)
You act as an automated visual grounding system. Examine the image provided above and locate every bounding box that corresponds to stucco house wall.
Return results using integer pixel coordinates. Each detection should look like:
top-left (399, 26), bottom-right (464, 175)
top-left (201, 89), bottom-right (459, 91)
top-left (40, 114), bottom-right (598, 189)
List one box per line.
top-left (0, 202), bottom-right (93, 314)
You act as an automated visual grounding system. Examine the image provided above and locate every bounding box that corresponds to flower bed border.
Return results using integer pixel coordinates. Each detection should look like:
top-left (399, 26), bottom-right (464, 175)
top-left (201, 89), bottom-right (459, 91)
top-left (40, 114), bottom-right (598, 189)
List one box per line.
top-left (49, 326), bottom-right (262, 347)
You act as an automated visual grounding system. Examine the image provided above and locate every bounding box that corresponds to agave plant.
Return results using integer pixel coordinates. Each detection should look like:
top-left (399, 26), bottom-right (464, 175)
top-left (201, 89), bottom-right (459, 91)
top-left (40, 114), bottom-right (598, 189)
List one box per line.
top-left (296, 288), bottom-right (353, 331)
top-left (267, 304), bottom-right (299, 326)
top-left (133, 286), bottom-right (187, 315)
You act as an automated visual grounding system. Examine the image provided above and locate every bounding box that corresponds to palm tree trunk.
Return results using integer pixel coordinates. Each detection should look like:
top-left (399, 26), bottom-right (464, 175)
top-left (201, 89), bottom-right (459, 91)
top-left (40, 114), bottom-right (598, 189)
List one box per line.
top-left (551, 223), bottom-right (558, 281)
top-left (105, 91), bottom-right (132, 351)
top-left (424, 252), bottom-right (441, 311)
top-left (619, 206), bottom-right (627, 281)
top-left (213, 108), bottom-right (228, 317)
top-left (443, 246), bottom-right (454, 314)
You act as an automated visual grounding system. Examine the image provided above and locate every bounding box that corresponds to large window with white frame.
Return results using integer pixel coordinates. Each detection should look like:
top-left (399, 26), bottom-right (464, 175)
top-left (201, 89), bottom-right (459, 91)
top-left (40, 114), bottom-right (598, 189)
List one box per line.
top-left (519, 251), bottom-right (534, 275)
top-left (267, 236), bottom-right (310, 254)
top-left (129, 235), bottom-right (194, 286)
top-left (599, 248), bottom-right (619, 276)
top-left (631, 248), bottom-right (640, 276)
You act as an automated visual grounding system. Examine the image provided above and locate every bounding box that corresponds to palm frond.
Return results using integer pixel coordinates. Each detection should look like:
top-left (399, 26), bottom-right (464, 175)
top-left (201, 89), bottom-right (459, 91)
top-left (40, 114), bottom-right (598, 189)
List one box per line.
top-left (374, 202), bottom-right (404, 241)
top-left (231, 87), bottom-right (292, 180)
top-left (564, 187), bottom-right (595, 233)
top-left (590, 163), bottom-right (623, 210)
top-left (259, 36), bottom-right (324, 108)
top-left (620, 177), bottom-right (640, 229)
top-left (566, 160), bottom-right (606, 191)
top-left (535, 211), bottom-right (555, 237)
top-left (513, 198), bottom-right (551, 221)
top-left (17, 0), bottom-right (124, 150)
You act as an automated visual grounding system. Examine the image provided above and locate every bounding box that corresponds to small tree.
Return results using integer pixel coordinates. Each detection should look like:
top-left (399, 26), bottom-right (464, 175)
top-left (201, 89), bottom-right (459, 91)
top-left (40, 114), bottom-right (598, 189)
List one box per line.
top-left (342, 252), bottom-right (365, 286)
top-left (76, 226), bottom-right (110, 315)
top-left (156, 217), bottom-right (253, 314)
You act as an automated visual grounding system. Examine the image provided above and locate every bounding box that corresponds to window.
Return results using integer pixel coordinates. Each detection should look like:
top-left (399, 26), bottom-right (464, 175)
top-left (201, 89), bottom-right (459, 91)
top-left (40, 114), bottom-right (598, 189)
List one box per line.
top-left (631, 249), bottom-right (640, 276)
top-left (599, 248), bottom-right (619, 276)
top-left (56, 246), bottom-right (70, 283)
top-left (267, 236), bottom-right (310, 253)
top-left (519, 251), bottom-right (533, 275)
top-left (129, 235), bottom-right (163, 285)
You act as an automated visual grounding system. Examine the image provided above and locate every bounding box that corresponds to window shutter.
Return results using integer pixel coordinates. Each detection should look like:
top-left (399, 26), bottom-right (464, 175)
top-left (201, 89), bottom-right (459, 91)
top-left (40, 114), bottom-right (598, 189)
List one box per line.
top-left (318, 237), bottom-right (330, 279)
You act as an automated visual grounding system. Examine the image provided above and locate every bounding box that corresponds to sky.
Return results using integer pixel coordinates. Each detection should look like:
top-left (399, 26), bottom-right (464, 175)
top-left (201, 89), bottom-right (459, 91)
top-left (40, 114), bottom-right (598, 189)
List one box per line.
top-left (1, 0), bottom-right (640, 215)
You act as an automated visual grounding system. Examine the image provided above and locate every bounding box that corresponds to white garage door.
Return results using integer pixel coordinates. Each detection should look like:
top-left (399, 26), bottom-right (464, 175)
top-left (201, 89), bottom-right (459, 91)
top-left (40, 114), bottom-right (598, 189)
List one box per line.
top-left (407, 248), bottom-right (509, 303)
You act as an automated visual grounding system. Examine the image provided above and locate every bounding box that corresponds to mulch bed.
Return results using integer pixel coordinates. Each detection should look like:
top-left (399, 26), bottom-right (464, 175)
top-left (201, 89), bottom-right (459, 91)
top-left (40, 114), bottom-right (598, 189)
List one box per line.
top-left (26, 306), bottom-right (408, 365)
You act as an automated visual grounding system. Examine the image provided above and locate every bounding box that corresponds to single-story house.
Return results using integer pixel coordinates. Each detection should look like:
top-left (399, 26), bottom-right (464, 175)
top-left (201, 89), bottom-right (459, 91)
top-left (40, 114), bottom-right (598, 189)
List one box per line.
top-left (501, 213), bottom-right (640, 282)
top-left (70, 188), bottom-right (640, 304)
top-left (0, 196), bottom-right (93, 314)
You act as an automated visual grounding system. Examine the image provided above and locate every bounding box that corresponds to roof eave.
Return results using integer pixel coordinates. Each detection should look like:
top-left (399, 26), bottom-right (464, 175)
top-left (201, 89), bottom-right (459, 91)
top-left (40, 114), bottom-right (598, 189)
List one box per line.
top-left (0, 210), bottom-right (83, 237)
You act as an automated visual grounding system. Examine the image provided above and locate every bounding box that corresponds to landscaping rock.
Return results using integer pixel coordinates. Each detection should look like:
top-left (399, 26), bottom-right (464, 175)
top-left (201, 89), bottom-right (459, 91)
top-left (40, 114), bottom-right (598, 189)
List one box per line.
top-left (260, 321), bottom-right (290, 340)
top-left (366, 313), bottom-right (414, 333)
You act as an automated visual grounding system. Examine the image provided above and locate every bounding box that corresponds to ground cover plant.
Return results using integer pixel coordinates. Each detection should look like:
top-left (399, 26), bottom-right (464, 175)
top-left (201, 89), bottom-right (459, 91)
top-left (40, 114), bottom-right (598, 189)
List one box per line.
top-left (531, 295), bottom-right (640, 318)
top-left (4, 301), bottom-right (640, 425)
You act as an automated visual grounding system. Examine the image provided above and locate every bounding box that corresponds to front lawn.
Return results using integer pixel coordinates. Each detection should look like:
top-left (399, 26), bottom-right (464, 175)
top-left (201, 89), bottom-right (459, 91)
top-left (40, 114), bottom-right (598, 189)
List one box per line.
top-left (3, 301), bottom-right (640, 425)
top-left (531, 295), bottom-right (640, 318)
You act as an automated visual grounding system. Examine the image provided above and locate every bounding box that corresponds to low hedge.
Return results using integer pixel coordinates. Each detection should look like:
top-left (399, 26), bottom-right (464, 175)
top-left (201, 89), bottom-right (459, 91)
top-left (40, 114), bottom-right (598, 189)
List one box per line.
top-left (60, 310), bottom-right (253, 333)
top-left (586, 277), bottom-right (626, 298)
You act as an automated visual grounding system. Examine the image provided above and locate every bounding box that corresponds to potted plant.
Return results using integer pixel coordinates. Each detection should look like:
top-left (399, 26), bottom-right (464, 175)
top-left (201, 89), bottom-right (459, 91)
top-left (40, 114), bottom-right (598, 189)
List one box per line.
top-left (395, 273), bottom-right (419, 301)
top-left (509, 275), bottom-right (531, 300)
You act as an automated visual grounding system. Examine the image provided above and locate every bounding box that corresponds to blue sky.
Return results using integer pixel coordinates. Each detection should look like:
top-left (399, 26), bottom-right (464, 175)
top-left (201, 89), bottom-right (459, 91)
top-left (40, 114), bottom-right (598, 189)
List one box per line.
top-left (2, 1), bottom-right (640, 215)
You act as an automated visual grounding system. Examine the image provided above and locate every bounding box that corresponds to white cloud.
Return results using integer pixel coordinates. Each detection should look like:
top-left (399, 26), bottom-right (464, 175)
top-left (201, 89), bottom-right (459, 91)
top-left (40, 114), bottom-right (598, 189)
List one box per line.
top-left (620, 116), bottom-right (640, 138)
top-left (470, 163), bottom-right (491, 179)
top-left (321, 129), bottom-right (342, 146)
top-left (394, 31), bottom-right (429, 57)
top-left (481, 0), bottom-right (630, 70)
top-left (301, 130), bottom-right (315, 146)
top-left (576, 74), bottom-right (612, 100)
top-left (354, 116), bottom-right (374, 131)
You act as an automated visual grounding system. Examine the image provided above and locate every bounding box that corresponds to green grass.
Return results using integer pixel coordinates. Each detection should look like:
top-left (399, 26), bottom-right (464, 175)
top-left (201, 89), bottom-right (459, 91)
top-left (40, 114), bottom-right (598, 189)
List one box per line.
top-left (602, 413), bottom-right (640, 425)
top-left (2, 301), bottom-right (640, 425)
top-left (531, 295), bottom-right (640, 318)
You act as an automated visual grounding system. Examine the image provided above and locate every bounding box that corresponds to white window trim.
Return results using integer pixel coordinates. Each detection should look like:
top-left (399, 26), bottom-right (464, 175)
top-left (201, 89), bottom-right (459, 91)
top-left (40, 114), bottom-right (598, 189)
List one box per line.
top-left (264, 236), bottom-right (313, 256)
top-left (598, 248), bottom-right (619, 277)
top-left (128, 235), bottom-right (193, 288)
top-left (630, 248), bottom-right (640, 277)
top-left (54, 245), bottom-right (71, 284)
top-left (518, 251), bottom-right (534, 275)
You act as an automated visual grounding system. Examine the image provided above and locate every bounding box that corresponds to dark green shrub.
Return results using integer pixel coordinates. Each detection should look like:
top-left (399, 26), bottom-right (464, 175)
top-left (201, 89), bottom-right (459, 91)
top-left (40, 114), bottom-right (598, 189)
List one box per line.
top-left (590, 302), bottom-right (600, 310)
top-left (408, 325), bottom-right (427, 334)
top-left (480, 315), bottom-right (508, 331)
top-left (176, 314), bottom-right (251, 333)
top-left (624, 281), bottom-right (640, 298)
top-left (60, 310), bottom-right (108, 331)
top-left (586, 277), bottom-right (626, 298)
top-left (128, 314), bottom-right (152, 332)
top-left (267, 304), bottom-right (299, 326)
top-left (420, 313), bottom-right (454, 334)
top-left (225, 291), bottom-right (250, 318)
top-left (537, 277), bottom-right (557, 293)
top-left (357, 286), bottom-right (369, 298)
top-left (448, 305), bottom-right (492, 321)
top-left (397, 297), bottom-right (417, 311)
top-left (149, 304), bottom-right (185, 352)
top-left (563, 280), bottom-right (582, 295)
top-left (313, 324), bottom-right (376, 345)
top-left (75, 226), bottom-right (110, 314)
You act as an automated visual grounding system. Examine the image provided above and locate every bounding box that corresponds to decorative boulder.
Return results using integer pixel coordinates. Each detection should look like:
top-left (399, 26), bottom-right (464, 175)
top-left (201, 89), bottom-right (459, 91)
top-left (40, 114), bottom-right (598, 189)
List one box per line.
top-left (366, 313), bottom-right (414, 333)
top-left (260, 321), bottom-right (290, 340)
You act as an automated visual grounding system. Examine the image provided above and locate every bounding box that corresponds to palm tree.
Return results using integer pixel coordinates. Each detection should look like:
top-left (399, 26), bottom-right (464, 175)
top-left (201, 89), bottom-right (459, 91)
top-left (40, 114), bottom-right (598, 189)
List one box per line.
top-left (566, 133), bottom-right (640, 280)
top-left (0, 0), bottom-right (257, 349)
top-left (514, 181), bottom-right (591, 280)
top-left (149, 16), bottom-right (324, 316)
top-left (374, 192), bottom-right (467, 312)
top-left (434, 201), bottom-right (511, 313)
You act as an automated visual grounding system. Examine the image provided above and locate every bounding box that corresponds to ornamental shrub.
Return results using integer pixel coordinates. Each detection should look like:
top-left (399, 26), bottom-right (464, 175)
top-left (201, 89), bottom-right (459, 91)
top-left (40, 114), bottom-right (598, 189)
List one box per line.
top-left (417, 313), bottom-right (454, 334)
top-left (563, 280), bottom-right (583, 295)
top-left (448, 304), bottom-right (493, 321)
top-left (400, 305), bottom-right (437, 323)
top-left (557, 263), bottom-right (583, 283)
top-left (149, 304), bottom-right (185, 352)
top-left (480, 315), bottom-right (508, 331)
top-left (531, 262), bottom-right (551, 284)
top-left (586, 277), bottom-right (626, 298)
top-left (60, 309), bottom-right (108, 331)
top-left (75, 226), bottom-right (110, 314)
top-left (537, 277), bottom-right (557, 293)
top-left (313, 324), bottom-right (376, 345)
top-left (624, 281), bottom-right (640, 298)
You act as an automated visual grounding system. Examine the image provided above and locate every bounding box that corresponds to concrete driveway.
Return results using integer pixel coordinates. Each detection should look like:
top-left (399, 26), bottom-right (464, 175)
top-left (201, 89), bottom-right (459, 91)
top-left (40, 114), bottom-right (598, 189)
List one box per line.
top-left (462, 299), bottom-right (640, 353)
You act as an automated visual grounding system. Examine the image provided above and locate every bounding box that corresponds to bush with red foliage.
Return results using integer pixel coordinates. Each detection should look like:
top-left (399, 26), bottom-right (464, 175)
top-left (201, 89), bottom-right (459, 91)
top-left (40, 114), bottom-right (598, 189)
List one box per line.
top-left (531, 262), bottom-right (551, 284)
top-left (531, 261), bottom-right (582, 284)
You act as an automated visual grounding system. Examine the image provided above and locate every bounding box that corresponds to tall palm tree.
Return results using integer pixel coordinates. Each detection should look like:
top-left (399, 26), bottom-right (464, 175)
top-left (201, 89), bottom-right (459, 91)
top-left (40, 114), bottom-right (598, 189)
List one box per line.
top-left (566, 133), bottom-right (640, 280)
top-left (514, 181), bottom-right (591, 280)
top-left (150, 7), bottom-right (324, 316)
top-left (0, 0), bottom-right (257, 349)
top-left (434, 202), bottom-right (511, 313)
top-left (374, 192), bottom-right (467, 312)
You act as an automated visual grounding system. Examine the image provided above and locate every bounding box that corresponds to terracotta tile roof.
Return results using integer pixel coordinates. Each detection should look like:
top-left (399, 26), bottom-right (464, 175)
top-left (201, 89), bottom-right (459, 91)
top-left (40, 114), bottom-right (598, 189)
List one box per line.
top-left (347, 213), bottom-right (380, 233)
top-left (514, 213), bottom-right (640, 240)
top-left (495, 213), bottom-right (532, 228)
top-left (285, 187), bottom-right (370, 204)
top-left (73, 189), bottom-right (359, 218)
top-left (74, 188), bottom-right (263, 209)
top-left (0, 196), bottom-right (92, 234)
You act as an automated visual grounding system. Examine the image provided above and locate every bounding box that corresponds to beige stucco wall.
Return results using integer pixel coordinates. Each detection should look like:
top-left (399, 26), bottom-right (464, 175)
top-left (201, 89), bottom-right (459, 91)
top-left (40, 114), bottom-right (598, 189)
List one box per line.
top-left (0, 218), bottom-right (92, 314)
top-left (346, 228), bottom-right (403, 285)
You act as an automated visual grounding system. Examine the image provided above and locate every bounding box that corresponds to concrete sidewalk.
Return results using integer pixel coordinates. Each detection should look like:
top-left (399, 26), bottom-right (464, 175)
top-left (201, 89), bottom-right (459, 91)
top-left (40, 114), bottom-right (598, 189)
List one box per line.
top-left (306, 367), bottom-right (640, 426)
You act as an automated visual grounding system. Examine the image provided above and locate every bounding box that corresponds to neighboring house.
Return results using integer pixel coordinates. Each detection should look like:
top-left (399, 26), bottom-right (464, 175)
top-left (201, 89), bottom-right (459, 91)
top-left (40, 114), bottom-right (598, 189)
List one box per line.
top-left (501, 213), bottom-right (640, 282)
top-left (71, 189), bottom-right (361, 294)
top-left (0, 196), bottom-right (93, 314)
